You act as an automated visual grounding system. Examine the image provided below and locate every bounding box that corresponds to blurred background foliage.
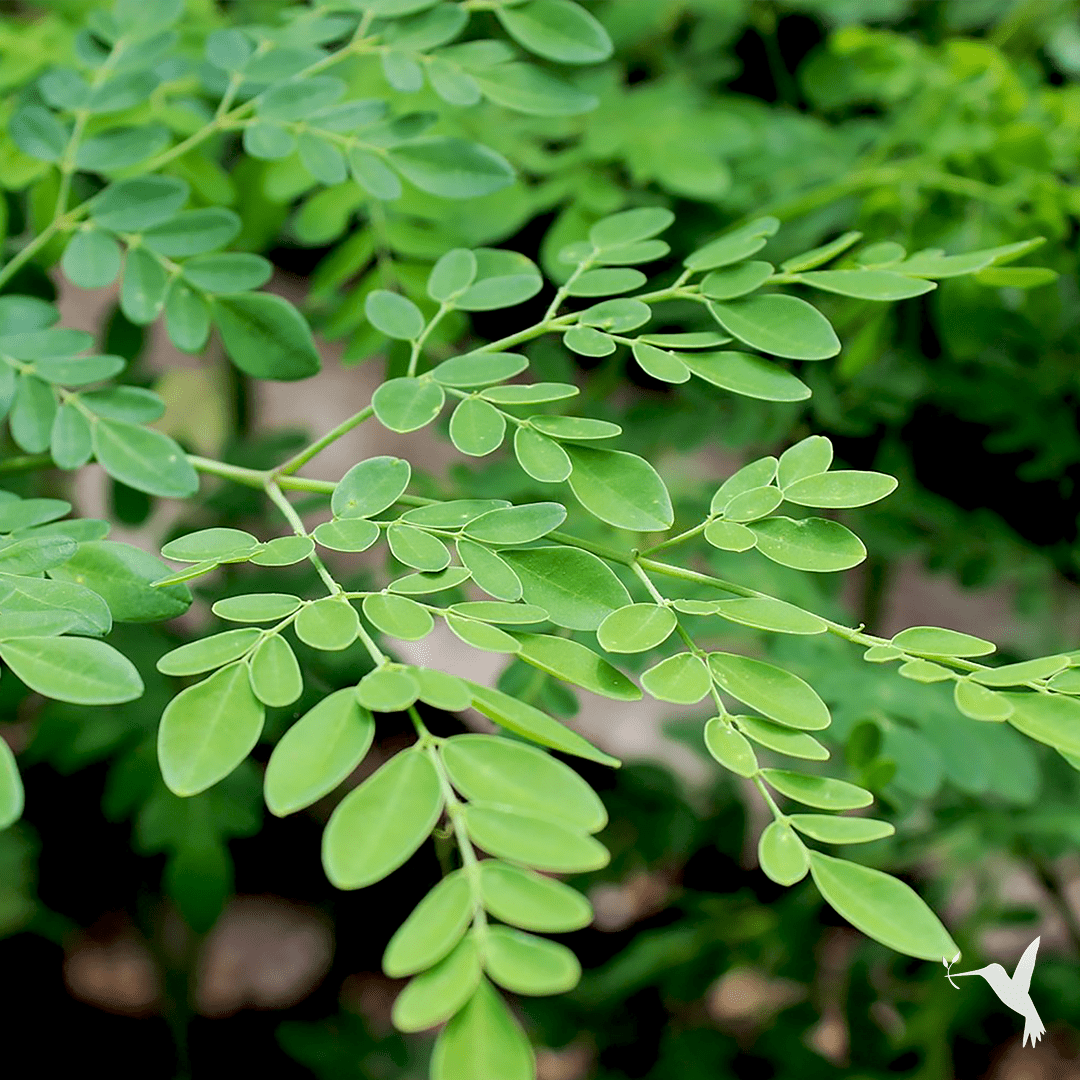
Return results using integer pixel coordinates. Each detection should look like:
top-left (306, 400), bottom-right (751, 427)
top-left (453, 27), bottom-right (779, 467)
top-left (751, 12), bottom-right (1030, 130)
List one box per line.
top-left (2, 0), bottom-right (1080, 1077)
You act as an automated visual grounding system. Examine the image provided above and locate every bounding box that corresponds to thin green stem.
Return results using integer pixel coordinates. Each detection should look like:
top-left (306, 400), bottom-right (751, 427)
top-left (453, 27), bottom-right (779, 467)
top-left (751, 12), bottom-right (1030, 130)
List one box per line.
top-left (269, 406), bottom-right (375, 479)
top-left (263, 480), bottom-right (340, 597)
top-left (753, 775), bottom-right (786, 821)
top-left (407, 303), bottom-right (450, 377)
top-left (640, 520), bottom-right (709, 556)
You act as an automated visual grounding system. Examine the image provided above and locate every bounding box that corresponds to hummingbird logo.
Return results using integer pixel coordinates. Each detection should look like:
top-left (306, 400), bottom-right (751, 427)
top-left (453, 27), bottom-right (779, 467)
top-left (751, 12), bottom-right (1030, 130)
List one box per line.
top-left (944, 937), bottom-right (1045, 1047)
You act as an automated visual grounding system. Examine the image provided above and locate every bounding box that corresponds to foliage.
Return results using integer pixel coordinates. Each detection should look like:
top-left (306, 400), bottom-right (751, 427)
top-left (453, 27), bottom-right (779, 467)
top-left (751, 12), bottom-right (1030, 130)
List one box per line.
top-left (1, 1), bottom-right (1078, 1077)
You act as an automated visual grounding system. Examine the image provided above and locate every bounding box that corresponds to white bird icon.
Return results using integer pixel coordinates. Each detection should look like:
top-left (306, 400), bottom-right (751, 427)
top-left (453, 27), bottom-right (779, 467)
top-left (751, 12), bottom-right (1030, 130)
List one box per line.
top-left (944, 937), bottom-right (1045, 1047)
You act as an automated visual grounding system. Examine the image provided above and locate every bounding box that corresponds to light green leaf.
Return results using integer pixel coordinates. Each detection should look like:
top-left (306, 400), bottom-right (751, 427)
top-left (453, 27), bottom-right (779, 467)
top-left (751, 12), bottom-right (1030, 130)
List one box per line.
top-left (761, 769), bottom-right (872, 810)
top-left (453, 249), bottom-right (543, 311)
top-left (449, 602), bottom-right (547, 624)
top-left (735, 715), bottom-right (829, 761)
top-left (264, 689), bottom-right (374, 816)
top-left (1001, 692), bottom-right (1080, 757)
top-left (90, 176), bottom-right (189, 232)
top-left (0, 536), bottom-right (76, 575)
top-left (0, 636), bottom-right (142, 705)
top-left (789, 814), bottom-right (894, 845)
top-left (684, 217), bottom-right (779, 271)
top-left (212, 593), bottom-right (301, 623)
top-left (445, 613), bottom-right (521, 653)
top-left (34, 353), bottom-right (124, 387)
top-left (783, 471), bottom-right (898, 508)
top-left (402, 500), bottom-right (510, 528)
top-left (449, 398), bottom-right (506, 457)
top-left (464, 503), bottom-right (567, 545)
top-left (475, 62), bottom-right (596, 117)
top-left (567, 268), bottom-right (646, 297)
top-left (248, 634), bottom-right (303, 707)
top-left (500, 546), bottom-right (631, 631)
top-left (250, 535), bottom-right (315, 566)
top-left (212, 293), bottom-right (321, 381)
top-left (332, 455), bottom-right (410, 519)
top-left (704, 717), bottom-right (759, 777)
top-left (640, 331), bottom-right (730, 349)
top-left (365, 290), bottom-right (425, 340)
top-left (62, 230), bottom-right (122, 289)
top-left (700, 261), bottom-right (773, 301)
top-left (640, 652), bottom-right (711, 704)
top-left (428, 249), bottom-right (477, 302)
top-left (597, 603), bottom-right (677, 654)
top-left (564, 326), bottom-right (616, 357)
top-left (120, 248), bottom-right (169, 325)
top-left (9, 375), bottom-right (56, 453)
top-left (589, 208), bottom-right (674, 249)
top-left (777, 435), bottom-right (833, 488)
top-left (708, 652), bottom-right (831, 730)
top-left (758, 821), bottom-right (808, 886)
top-left (431, 978), bottom-right (534, 1080)
top-left (478, 860), bottom-right (592, 932)
top-left (50, 404), bottom-right (92, 468)
top-left (373, 377), bottom-right (445, 432)
top-left (899, 659), bottom-right (953, 683)
top-left (0, 574), bottom-right (109, 641)
top-left (514, 427), bottom-right (572, 482)
top-left (750, 517), bottom-right (867, 572)
top-left (565, 446), bottom-right (674, 532)
top-left (92, 418), bottom-right (199, 498)
top-left (704, 520), bottom-right (757, 551)
top-left (578, 298), bottom-right (651, 333)
top-left (723, 486), bottom-right (783, 522)
top-left (682, 350), bottom-right (810, 402)
top-left (511, 632), bottom-right (641, 701)
top-left (431, 351), bottom-right (528, 388)
top-left (388, 138), bottom-right (514, 199)
top-left (954, 680), bottom-right (1013, 721)
top-left (295, 597), bottom-right (360, 651)
top-left (409, 667), bottom-right (472, 711)
top-left (389, 566), bottom-right (473, 595)
top-left (442, 733), bottom-right (606, 832)
top-left (465, 680), bottom-right (620, 767)
top-left (384, 871), bottom-right (473, 978)
top-left (796, 269), bottom-right (935, 300)
top-left (711, 458), bottom-right (779, 512)
top-left (711, 597), bottom-right (828, 635)
top-left (464, 804), bottom-right (609, 872)
top-left (707, 296), bottom-right (839, 360)
top-left (0, 610), bottom-right (77, 639)
top-left (387, 523), bottom-right (451, 572)
top-left (355, 666), bottom-right (420, 712)
top-left (481, 382), bottom-right (578, 404)
top-left (631, 342), bottom-right (690, 383)
top-left (143, 208), bottom-right (241, 257)
top-left (349, 147), bottom-right (403, 200)
top-left (780, 232), bottom-right (863, 273)
top-left (158, 663), bottom-right (264, 796)
top-left (9, 105), bottom-right (69, 162)
top-left (517, 416), bottom-right (617, 442)
top-left (0, 737), bottom-right (23, 831)
top-left (157, 628), bottom-right (261, 677)
top-left (808, 851), bottom-right (958, 961)
top-left (457, 539), bottom-right (523, 602)
top-left (971, 656), bottom-right (1069, 687)
top-left (363, 593), bottom-right (435, 641)
top-left (496, 0), bottom-right (612, 63)
top-left (322, 747), bottom-right (443, 889)
top-left (162, 528), bottom-right (260, 563)
top-left (890, 626), bottom-right (995, 658)
top-left (182, 253), bottom-right (272, 294)
top-left (484, 925), bottom-right (581, 995)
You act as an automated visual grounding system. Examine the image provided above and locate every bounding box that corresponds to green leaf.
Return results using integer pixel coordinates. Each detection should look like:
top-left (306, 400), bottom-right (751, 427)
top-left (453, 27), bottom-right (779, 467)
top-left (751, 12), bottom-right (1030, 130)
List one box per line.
top-left (92, 419), bottom-right (199, 498)
top-left (899, 659), bottom-right (953, 684)
top-left (250, 535), bottom-right (315, 566)
top-left (387, 523), bottom-right (451, 572)
top-left (80, 386), bottom-right (164, 423)
top-left (181, 253), bottom-right (272, 294)
top-left (355, 666), bottom-right (421, 712)
top-left (393, 934), bottom-right (483, 1031)
top-left (457, 539), bottom-right (523, 601)
top-left (496, 0), bottom-right (611, 63)
top-left (783, 471), bottom-right (898, 508)
top-left (142, 209), bottom-right (241, 258)
top-left (511, 632), bottom-right (641, 701)
top-left (700, 261), bottom-right (773, 301)
top-left (464, 804), bottom-right (609, 873)
top-left (711, 597), bottom-right (828, 635)
top-left (684, 217), bottom-right (779, 271)
top-left (761, 769), bottom-right (872, 810)
top-left (465, 680), bottom-right (620, 767)
top-left (9, 375), bottom-right (56, 453)
top-left (332, 455), bottom-right (411, 519)
top-left (0, 574), bottom-right (110, 636)
top-left (120, 248), bottom-right (169, 325)
top-left (589, 208), bottom-right (674, 249)
top-left (703, 717), bottom-right (758, 777)
top-left (475, 62), bottom-right (596, 117)
top-left (707, 296), bottom-right (839, 360)
top-left (777, 435), bottom-right (833, 488)
top-left (478, 860), bottom-right (592, 932)
top-left (0, 737), bottom-right (23, 830)
top-left (890, 626), bottom-right (995, 658)
top-left (953, 680), bottom-right (1013, 721)
top-left (454, 249), bottom-right (543, 312)
top-left (365, 290), bottom-right (425, 340)
top-left (640, 331), bottom-right (730, 349)
top-left (0, 497), bottom-right (69, 531)
top-left (796, 269), bottom-right (935, 301)
top-left (565, 446), bottom-right (673, 532)
top-left (758, 821), bottom-right (808, 886)
top-left (389, 566), bottom-right (473, 595)
top-left (750, 517), bottom-right (867, 572)
top-left (578, 298), bottom-right (651, 333)
top-left (47, 539), bottom-right (190, 621)
top-left (34, 354), bottom-right (125, 386)
top-left (788, 814), bottom-right (894, 845)
top-left (322, 747), bottom-right (443, 889)
top-left (780, 232), bottom-right (863, 273)
top-left (157, 662), bottom-right (264, 796)
top-left (445, 613), bottom-right (521, 653)
top-left (722, 486), bottom-right (783, 522)
top-left (0, 635), bottom-right (142, 704)
top-left (442, 733), bottom-right (607, 831)
top-left (708, 652), bottom-right (830, 730)
top-left (567, 268), bottom-right (646, 297)
top-left (631, 342), bottom-right (690, 383)
top-left (295, 597), bottom-right (360, 651)
top-left (349, 147), bottom-right (403, 200)
top-left (258, 76), bottom-right (346, 121)
top-left (735, 715), bottom-right (829, 761)
top-left (704, 520), bottom-right (757, 551)
top-left (264, 689), bottom-right (374, 816)
top-left (449, 601), bottom-right (545, 625)
top-left (500, 546), bottom-right (631, 631)
top-left (9, 105), bottom-right (69, 162)
top-left (432, 352), bottom-right (528, 388)
top-left (808, 851), bottom-right (958, 961)
top-left (0, 536), bottom-right (76, 575)
top-left (974, 266), bottom-right (1058, 289)
top-left (564, 326), bottom-right (616, 357)
top-left (384, 871), bottom-right (473, 978)
top-left (641, 652), bottom-right (711, 704)
top-left (212, 293), bottom-right (321, 381)
top-left (1001, 692), bottom-right (1080, 757)
top-left (157, 628), bottom-right (262, 677)
top-left (411, 667), bottom-right (473, 711)
top-left (243, 121), bottom-right (295, 159)
top-left (514, 427), bottom-right (572, 482)
top-left (484, 925), bottom-right (580, 995)
top-left (402, 501), bottom-right (510, 528)
top-left (248, 634), bottom-right (303, 707)
top-left (464, 503), bottom-right (567, 545)
top-left (90, 176), bottom-right (189, 232)
top-left (449, 398), bottom-right (506, 456)
top-left (431, 978), bottom-right (534, 1080)
top-left (428, 249), bottom-right (478, 302)
top-left (597, 603), bottom-right (677, 654)
top-left (481, 382), bottom-right (578, 405)
top-left (162, 528), bottom-right (260, 563)
top-left (61, 230), bottom-right (122, 289)
top-left (388, 138), bottom-right (514, 198)
top-left (0, 609), bottom-right (76, 638)
top-left (373, 377), bottom-right (445, 432)
top-left (363, 593), bottom-right (435, 641)
top-left (682, 350), bottom-right (810, 402)
top-left (212, 593), bottom-right (301, 623)
top-left (52, 403), bottom-right (93, 468)
top-left (971, 656), bottom-right (1069, 687)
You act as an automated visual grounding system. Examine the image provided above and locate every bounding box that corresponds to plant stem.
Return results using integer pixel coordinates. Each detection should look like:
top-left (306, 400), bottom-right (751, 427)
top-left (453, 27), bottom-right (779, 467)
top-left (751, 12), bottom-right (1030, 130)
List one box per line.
top-left (263, 479), bottom-right (340, 597)
top-left (269, 406), bottom-right (375, 479)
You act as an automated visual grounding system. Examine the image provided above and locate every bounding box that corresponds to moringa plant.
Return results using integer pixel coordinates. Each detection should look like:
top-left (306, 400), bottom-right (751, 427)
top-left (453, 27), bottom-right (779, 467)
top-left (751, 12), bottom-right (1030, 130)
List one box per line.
top-left (0, 1), bottom-right (1071, 1076)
